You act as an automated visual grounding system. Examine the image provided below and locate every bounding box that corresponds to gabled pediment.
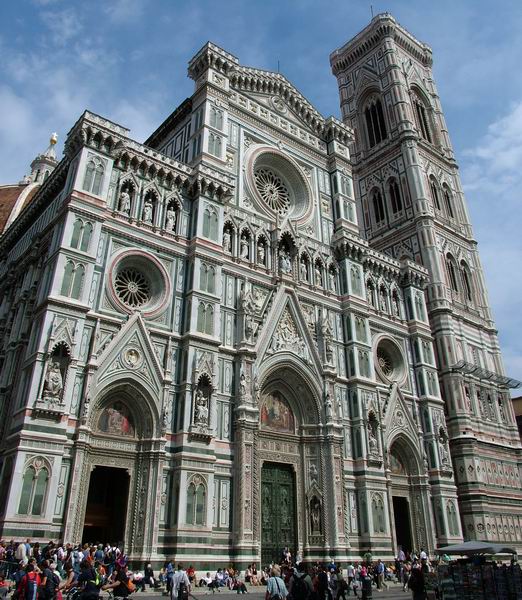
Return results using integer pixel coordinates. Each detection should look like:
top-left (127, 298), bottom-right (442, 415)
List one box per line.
top-left (256, 288), bottom-right (323, 377)
top-left (383, 383), bottom-right (419, 447)
top-left (93, 313), bottom-right (165, 401)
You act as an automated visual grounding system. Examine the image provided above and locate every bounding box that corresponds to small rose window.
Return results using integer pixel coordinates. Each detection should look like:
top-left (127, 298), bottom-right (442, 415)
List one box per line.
top-left (115, 268), bottom-right (151, 308)
top-left (254, 168), bottom-right (290, 215)
top-left (374, 337), bottom-right (406, 383)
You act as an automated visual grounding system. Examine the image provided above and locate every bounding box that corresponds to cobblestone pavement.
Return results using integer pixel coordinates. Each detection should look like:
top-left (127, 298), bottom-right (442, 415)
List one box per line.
top-left (124, 583), bottom-right (412, 600)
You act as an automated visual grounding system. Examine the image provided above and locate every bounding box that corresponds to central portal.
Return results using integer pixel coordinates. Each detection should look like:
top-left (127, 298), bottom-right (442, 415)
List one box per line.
top-left (261, 462), bottom-right (296, 567)
top-left (82, 466), bottom-right (130, 543)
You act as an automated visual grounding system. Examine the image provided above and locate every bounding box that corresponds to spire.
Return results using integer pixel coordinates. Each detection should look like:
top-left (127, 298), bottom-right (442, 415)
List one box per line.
top-left (20, 133), bottom-right (59, 184)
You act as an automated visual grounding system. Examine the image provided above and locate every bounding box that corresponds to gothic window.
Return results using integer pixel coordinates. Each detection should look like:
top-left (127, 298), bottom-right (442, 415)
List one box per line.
top-left (192, 134), bottom-right (202, 159)
top-left (412, 93), bottom-right (432, 142)
top-left (446, 255), bottom-right (459, 292)
top-left (388, 178), bottom-right (403, 214)
top-left (429, 177), bottom-right (441, 211)
top-left (193, 108), bottom-right (203, 131)
top-left (460, 261), bottom-right (473, 301)
top-left (210, 106), bottom-right (224, 130)
top-left (199, 263), bottom-right (216, 294)
top-left (371, 189), bottom-right (386, 224)
top-left (350, 265), bottom-right (362, 295)
top-left (447, 501), bottom-right (459, 536)
top-left (202, 205), bottom-right (219, 240)
top-left (414, 293), bottom-right (425, 321)
top-left (18, 458), bottom-right (49, 516)
top-left (364, 97), bottom-right (387, 148)
top-left (442, 185), bottom-right (455, 218)
top-left (208, 133), bottom-right (222, 157)
top-left (197, 303), bottom-right (214, 335)
top-left (186, 478), bottom-right (206, 525)
top-left (71, 264), bottom-right (85, 300)
top-left (82, 158), bottom-right (104, 195)
top-left (71, 219), bottom-right (93, 252)
top-left (61, 261), bottom-right (85, 300)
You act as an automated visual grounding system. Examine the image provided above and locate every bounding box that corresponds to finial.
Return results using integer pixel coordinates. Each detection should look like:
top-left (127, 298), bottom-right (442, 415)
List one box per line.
top-left (50, 132), bottom-right (58, 146)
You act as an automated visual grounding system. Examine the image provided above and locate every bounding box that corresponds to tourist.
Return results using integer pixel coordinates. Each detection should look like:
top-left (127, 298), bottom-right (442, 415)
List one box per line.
top-left (77, 559), bottom-right (101, 600)
top-left (171, 564), bottom-right (190, 600)
top-left (288, 562), bottom-right (313, 600)
top-left (317, 565), bottom-right (331, 600)
top-left (0, 575), bottom-right (10, 600)
top-left (335, 567), bottom-right (347, 600)
top-left (144, 563), bottom-right (161, 589)
top-left (40, 560), bottom-right (59, 600)
top-left (59, 561), bottom-right (77, 591)
top-left (187, 565), bottom-right (196, 586)
top-left (102, 564), bottom-right (133, 599)
top-left (265, 565), bottom-right (288, 600)
top-left (250, 563), bottom-right (260, 586)
top-left (198, 572), bottom-right (213, 588)
top-left (375, 559), bottom-right (387, 591)
top-left (18, 563), bottom-right (41, 600)
top-left (165, 560), bottom-right (174, 594)
top-left (408, 566), bottom-right (426, 600)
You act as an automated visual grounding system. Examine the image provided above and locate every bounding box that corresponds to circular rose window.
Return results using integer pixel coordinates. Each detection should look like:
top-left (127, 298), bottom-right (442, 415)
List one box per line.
top-left (254, 168), bottom-right (290, 215)
top-left (244, 145), bottom-right (313, 224)
top-left (374, 337), bottom-right (406, 384)
top-left (108, 249), bottom-right (170, 317)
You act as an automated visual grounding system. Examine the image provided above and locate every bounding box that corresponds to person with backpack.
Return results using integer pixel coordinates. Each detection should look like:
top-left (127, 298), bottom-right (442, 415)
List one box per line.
top-left (40, 560), bottom-right (59, 600)
top-left (288, 563), bottom-right (313, 600)
top-left (102, 564), bottom-right (133, 600)
top-left (265, 565), bottom-right (287, 600)
top-left (77, 559), bottom-right (100, 600)
top-left (19, 563), bottom-right (41, 600)
top-left (171, 564), bottom-right (190, 600)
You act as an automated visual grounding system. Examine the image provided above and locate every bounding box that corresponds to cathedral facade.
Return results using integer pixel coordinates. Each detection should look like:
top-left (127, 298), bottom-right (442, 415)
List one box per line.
top-left (0, 14), bottom-right (520, 566)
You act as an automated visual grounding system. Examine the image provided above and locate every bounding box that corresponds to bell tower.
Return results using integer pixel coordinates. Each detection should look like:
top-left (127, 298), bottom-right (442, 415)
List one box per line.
top-left (330, 14), bottom-right (522, 544)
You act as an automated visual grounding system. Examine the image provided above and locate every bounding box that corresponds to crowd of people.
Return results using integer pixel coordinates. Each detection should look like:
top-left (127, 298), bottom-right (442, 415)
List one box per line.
top-left (0, 539), bottom-right (437, 600)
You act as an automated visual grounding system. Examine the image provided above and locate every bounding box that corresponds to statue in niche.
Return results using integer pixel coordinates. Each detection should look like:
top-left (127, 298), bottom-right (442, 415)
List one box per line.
top-left (315, 264), bottom-right (322, 287)
top-left (300, 259), bottom-right (308, 281)
top-left (43, 361), bottom-right (63, 401)
top-left (223, 229), bottom-right (232, 253)
top-left (142, 200), bottom-right (153, 223)
top-left (257, 242), bottom-right (266, 265)
top-left (325, 393), bottom-right (333, 420)
top-left (380, 288), bottom-right (388, 312)
top-left (165, 206), bottom-right (176, 232)
top-left (119, 189), bottom-right (131, 215)
top-left (465, 387), bottom-right (472, 412)
top-left (367, 282), bottom-right (374, 307)
top-left (239, 371), bottom-right (247, 398)
top-left (321, 315), bottom-right (334, 364)
top-left (498, 396), bottom-right (506, 422)
top-left (329, 270), bottom-right (336, 292)
top-left (240, 234), bottom-right (249, 259)
top-left (439, 430), bottom-right (450, 467)
top-left (392, 293), bottom-right (401, 317)
top-left (194, 388), bottom-right (209, 426)
top-left (309, 462), bottom-right (318, 484)
top-left (280, 250), bottom-right (292, 274)
top-left (310, 497), bottom-right (322, 534)
top-left (244, 313), bottom-right (255, 342)
top-left (253, 376), bottom-right (260, 405)
top-left (368, 415), bottom-right (379, 455)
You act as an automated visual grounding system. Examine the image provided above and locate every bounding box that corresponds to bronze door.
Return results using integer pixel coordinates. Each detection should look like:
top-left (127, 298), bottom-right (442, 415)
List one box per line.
top-left (261, 462), bottom-right (296, 567)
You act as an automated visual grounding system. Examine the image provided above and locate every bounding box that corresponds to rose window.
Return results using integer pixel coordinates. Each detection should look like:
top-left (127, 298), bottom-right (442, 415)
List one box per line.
top-left (254, 168), bottom-right (290, 215)
top-left (377, 347), bottom-right (393, 377)
top-left (115, 268), bottom-right (151, 307)
top-left (374, 337), bottom-right (406, 383)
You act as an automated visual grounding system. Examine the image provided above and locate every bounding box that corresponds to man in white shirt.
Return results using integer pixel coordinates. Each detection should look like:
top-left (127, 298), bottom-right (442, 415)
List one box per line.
top-left (171, 564), bottom-right (190, 600)
top-left (419, 549), bottom-right (428, 561)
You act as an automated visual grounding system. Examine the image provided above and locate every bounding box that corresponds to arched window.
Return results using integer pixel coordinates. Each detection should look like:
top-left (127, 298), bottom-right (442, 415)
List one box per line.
top-left (203, 206), bottom-right (219, 240)
top-left (61, 261), bottom-right (75, 296)
top-left (460, 261), bottom-right (473, 301)
top-left (18, 460), bottom-right (49, 516)
top-left (71, 264), bottom-right (85, 300)
top-left (429, 177), bottom-right (441, 211)
top-left (186, 478), bottom-right (206, 525)
top-left (71, 219), bottom-right (93, 251)
top-left (364, 98), bottom-right (387, 148)
top-left (80, 222), bottom-right (93, 252)
top-left (372, 189), bottom-right (386, 224)
top-left (197, 303), bottom-right (206, 333)
top-left (412, 93), bottom-right (432, 142)
top-left (199, 263), bottom-right (216, 294)
top-left (446, 255), bottom-right (459, 292)
top-left (442, 185), bottom-right (455, 218)
top-left (71, 219), bottom-right (83, 249)
top-left (388, 178), bottom-right (403, 215)
top-left (83, 158), bottom-right (105, 195)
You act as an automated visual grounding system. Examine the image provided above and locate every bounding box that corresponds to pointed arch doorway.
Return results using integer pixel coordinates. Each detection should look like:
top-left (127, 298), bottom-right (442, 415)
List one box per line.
top-left (389, 441), bottom-right (415, 554)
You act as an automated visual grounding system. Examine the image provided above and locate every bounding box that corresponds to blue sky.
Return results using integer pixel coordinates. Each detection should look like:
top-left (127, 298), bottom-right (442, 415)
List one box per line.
top-left (0, 0), bottom-right (521, 387)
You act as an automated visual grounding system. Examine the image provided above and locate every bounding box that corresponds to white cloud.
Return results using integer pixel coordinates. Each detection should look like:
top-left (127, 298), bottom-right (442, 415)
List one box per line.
top-left (104, 0), bottom-right (145, 23)
top-left (461, 101), bottom-right (522, 383)
top-left (40, 7), bottom-right (83, 45)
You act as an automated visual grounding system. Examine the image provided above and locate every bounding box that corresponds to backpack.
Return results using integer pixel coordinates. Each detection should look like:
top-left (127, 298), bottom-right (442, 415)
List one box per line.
top-left (23, 572), bottom-right (40, 600)
top-left (292, 574), bottom-right (310, 600)
top-left (177, 581), bottom-right (188, 600)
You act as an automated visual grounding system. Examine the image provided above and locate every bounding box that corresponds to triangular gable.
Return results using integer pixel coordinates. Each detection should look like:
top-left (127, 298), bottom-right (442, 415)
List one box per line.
top-left (92, 313), bottom-right (165, 401)
top-left (256, 287), bottom-right (322, 377)
top-left (382, 383), bottom-right (419, 447)
top-left (353, 66), bottom-right (380, 100)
